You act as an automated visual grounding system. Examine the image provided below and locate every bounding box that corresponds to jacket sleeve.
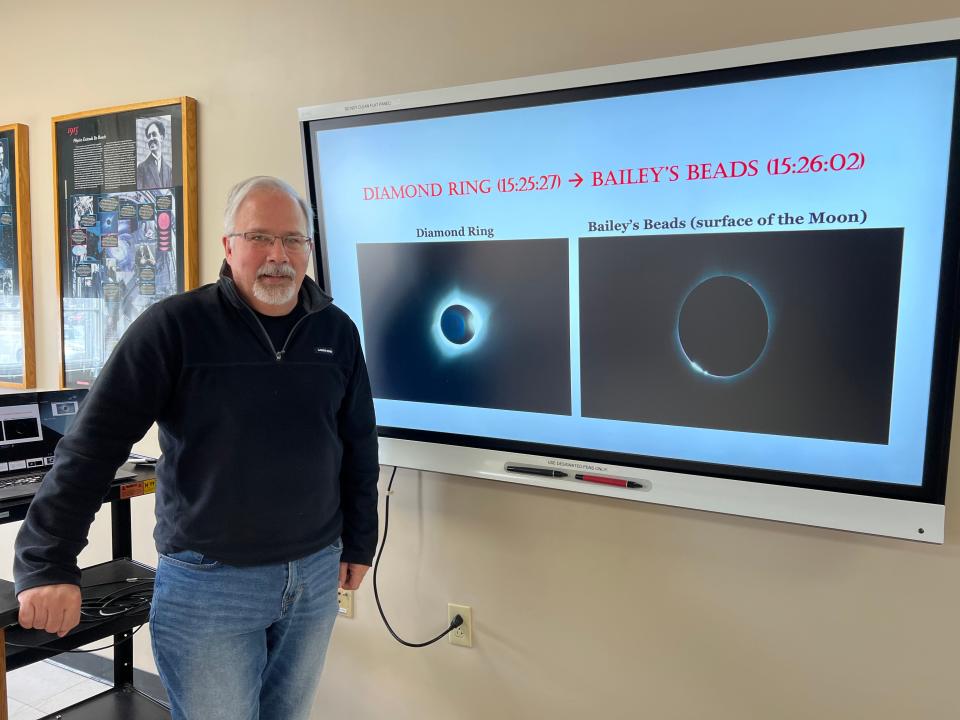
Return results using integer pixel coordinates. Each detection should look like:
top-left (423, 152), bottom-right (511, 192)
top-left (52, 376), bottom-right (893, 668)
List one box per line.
top-left (337, 324), bottom-right (380, 566)
top-left (14, 302), bottom-right (181, 594)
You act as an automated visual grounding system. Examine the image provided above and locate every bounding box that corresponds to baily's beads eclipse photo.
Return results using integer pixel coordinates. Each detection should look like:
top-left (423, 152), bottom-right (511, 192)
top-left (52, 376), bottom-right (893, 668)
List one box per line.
top-left (678, 275), bottom-right (769, 378)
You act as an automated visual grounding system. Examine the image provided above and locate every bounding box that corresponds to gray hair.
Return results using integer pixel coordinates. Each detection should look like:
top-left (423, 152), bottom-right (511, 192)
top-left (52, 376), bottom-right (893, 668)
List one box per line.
top-left (223, 176), bottom-right (314, 238)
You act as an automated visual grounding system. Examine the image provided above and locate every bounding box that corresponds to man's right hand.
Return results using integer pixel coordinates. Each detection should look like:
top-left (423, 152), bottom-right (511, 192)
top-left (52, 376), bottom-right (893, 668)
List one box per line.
top-left (17, 584), bottom-right (82, 638)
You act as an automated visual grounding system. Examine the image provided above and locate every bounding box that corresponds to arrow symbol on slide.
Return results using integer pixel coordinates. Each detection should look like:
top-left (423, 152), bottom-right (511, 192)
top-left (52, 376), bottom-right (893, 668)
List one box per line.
top-left (568, 172), bottom-right (583, 188)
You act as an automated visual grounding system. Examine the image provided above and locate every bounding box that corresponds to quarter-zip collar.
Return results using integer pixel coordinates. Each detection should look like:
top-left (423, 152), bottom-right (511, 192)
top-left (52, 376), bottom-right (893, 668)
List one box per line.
top-left (217, 259), bottom-right (334, 358)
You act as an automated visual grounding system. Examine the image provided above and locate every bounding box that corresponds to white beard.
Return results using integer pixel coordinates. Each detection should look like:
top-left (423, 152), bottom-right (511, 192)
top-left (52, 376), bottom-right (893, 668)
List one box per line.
top-left (252, 278), bottom-right (297, 306)
top-left (253, 263), bottom-right (297, 305)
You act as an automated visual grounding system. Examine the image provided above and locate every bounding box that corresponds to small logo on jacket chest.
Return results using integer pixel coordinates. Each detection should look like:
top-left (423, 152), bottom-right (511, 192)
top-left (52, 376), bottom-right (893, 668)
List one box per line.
top-left (314, 346), bottom-right (334, 355)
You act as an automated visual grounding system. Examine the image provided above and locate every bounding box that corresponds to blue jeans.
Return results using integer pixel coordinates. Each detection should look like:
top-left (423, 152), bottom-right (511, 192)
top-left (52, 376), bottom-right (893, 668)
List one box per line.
top-left (149, 540), bottom-right (342, 720)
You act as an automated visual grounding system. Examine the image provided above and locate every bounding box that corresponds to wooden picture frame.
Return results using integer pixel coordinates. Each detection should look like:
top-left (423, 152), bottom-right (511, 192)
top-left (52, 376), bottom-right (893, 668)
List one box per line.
top-left (0, 123), bottom-right (36, 388)
top-left (52, 97), bottom-right (197, 388)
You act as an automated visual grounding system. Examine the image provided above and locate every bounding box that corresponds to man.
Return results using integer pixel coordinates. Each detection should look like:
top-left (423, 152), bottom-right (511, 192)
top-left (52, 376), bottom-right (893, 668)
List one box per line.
top-left (14, 176), bottom-right (380, 720)
top-left (135, 120), bottom-right (173, 189)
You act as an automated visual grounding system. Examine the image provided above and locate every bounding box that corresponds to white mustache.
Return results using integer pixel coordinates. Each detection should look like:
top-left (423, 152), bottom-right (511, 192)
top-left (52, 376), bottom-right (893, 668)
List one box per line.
top-left (256, 263), bottom-right (296, 279)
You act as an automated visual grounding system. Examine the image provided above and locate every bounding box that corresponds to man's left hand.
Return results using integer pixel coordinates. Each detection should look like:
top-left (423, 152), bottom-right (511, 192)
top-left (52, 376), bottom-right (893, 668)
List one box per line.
top-left (339, 562), bottom-right (370, 590)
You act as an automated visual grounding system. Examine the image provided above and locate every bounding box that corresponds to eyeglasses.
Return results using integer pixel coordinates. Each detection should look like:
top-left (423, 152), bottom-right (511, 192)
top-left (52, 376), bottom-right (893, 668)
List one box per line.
top-left (229, 232), bottom-right (313, 253)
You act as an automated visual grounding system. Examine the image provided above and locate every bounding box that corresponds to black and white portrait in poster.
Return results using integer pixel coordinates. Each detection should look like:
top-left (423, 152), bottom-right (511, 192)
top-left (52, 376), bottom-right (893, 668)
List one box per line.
top-left (135, 115), bottom-right (174, 190)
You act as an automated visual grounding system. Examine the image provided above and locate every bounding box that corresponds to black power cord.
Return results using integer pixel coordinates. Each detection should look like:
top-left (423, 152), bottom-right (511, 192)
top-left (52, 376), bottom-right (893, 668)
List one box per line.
top-left (372, 466), bottom-right (464, 647)
top-left (79, 580), bottom-right (155, 620)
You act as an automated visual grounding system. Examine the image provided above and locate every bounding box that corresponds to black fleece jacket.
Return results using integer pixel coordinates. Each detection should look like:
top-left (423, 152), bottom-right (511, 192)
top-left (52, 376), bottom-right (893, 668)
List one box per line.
top-left (14, 262), bottom-right (379, 594)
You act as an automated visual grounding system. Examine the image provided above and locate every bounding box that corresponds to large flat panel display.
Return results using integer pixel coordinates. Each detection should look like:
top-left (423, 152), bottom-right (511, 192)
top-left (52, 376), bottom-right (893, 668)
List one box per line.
top-left (301, 27), bottom-right (960, 542)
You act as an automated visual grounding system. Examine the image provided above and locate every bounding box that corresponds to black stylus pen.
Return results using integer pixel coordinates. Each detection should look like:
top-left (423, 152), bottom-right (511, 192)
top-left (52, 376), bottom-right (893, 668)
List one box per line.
top-left (504, 464), bottom-right (568, 478)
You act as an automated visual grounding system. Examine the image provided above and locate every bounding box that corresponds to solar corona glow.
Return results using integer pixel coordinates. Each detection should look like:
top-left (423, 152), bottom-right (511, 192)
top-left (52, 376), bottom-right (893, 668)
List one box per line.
top-left (432, 292), bottom-right (487, 357)
top-left (677, 275), bottom-right (771, 380)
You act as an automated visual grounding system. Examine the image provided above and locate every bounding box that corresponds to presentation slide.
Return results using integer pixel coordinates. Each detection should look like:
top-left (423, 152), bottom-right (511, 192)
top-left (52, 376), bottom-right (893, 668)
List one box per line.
top-left (311, 57), bottom-right (958, 487)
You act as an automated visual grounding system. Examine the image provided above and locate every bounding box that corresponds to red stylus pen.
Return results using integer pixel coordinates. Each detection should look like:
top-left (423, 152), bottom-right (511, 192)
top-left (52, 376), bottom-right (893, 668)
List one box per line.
top-left (575, 474), bottom-right (643, 489)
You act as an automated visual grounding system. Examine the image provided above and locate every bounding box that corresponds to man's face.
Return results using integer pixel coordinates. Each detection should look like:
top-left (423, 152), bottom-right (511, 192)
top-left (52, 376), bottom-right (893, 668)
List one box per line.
top-left (223, 188), bottom-right (311, 316)
top-left (146, 124), bottom-right (163, 158)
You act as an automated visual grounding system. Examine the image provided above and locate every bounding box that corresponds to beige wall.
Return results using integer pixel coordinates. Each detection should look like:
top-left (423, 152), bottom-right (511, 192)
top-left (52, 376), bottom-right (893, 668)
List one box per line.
top-left (3, 2), bottom-right (960, 718)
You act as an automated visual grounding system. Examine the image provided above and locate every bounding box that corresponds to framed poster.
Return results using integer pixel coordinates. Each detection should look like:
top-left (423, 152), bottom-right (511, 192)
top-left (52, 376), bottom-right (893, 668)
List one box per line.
top-left (0, 123), bottom-right (36, 388)
top-left (52, 97), bottom-right (197, 388)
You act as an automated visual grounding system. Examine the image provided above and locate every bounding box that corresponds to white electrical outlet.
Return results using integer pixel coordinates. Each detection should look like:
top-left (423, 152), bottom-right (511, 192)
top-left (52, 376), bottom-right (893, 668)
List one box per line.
top-left (448, 603), bottom-right (473, 647)
top-left (338, 589), bottom-right (354, 618)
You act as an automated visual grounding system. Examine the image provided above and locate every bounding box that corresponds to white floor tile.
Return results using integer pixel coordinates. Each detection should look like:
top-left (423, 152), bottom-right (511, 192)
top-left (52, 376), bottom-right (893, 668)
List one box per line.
top-left (6, 660), bottom-right (89, 705)
top-left (33, 677), bottom-right (110, 715)
top-left (6, 697), bottom-right (29, 716)
top-left (5, 659), bottom-right (113, 717)
top-left (9, 703), bottom-right (44, 720)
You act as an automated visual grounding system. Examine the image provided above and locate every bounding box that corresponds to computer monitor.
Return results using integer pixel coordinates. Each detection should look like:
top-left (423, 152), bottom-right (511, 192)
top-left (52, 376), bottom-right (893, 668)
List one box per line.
top-left (0, 390), bottom-right (87, 474)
